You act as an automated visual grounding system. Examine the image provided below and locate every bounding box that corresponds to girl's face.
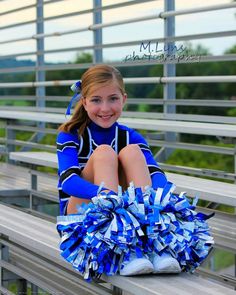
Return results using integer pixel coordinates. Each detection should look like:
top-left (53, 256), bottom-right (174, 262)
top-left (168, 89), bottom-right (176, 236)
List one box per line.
top-left (82, 81), bottom-right (127, 128)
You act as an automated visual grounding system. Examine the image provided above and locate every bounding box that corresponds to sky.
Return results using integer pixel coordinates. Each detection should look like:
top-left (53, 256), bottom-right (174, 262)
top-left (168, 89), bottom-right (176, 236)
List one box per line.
top-left (0, 0), bottom-right (236, 63)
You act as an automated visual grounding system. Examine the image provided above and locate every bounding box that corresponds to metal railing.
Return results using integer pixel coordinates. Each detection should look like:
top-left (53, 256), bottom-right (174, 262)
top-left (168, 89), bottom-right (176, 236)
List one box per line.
top-left (0, 0), bottom-right (236, 175)
top-left (0, 0), bottom-right (236, 197)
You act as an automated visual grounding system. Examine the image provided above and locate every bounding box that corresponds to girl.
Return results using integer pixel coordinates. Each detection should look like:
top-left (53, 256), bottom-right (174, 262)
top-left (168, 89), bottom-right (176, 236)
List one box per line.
top-left (56, 65), bottom-right (213, 281)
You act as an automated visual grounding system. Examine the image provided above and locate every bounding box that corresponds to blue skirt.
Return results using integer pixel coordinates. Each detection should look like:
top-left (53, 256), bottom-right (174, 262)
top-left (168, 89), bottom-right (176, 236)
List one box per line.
top-left (56, 181), bottom-right (214, 281)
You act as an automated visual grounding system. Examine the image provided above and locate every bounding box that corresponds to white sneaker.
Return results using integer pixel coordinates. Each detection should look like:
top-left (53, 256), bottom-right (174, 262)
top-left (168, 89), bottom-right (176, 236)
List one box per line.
top-left (151, 253), bottom-right (181, 274)
top-left (120, 253), bottom-right (154, 276)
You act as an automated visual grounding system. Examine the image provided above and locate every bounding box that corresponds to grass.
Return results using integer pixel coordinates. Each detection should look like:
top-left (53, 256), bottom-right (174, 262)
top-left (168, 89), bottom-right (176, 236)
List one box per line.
top-left (8, 282), bottom-right (50, 295)
top-left (166, 148), bottom-right (234, 174)
top-left (205, 249), bottom-right (235, 272)
top-left (214, 249), bottom-right (234, 271)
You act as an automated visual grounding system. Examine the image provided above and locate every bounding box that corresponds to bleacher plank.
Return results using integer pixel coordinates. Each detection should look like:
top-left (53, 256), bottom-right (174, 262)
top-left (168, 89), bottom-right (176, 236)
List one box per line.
top-left (119, 117), bottom-right (236, 137)
top-left (9, 151), bottom-right (236, 207)
top-left (10, 151), bottom-right (58, 169)
top-left (167, 173), bottom-right (236, 207)
top-left (2, 160), bottom-right (236, 256)
top-left (2, 160), bottom-right (236, 253)
top-left (209, 212), bottom-right (236, 252)
top-left (0, 163), bottom-right (56, 195)
top-left (1, 110), bottom-right (236, 137)
top-left (0, 110), bottom-right (63, 124)
top-left (0, 204), bottom-right (235, 295)
top-left (8, 248), bottom-right (111, 295)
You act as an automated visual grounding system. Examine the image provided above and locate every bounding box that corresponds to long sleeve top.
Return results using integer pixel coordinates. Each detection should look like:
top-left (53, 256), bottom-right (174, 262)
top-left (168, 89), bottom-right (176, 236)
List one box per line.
top-left (57, 121), bottom-right (167, 214)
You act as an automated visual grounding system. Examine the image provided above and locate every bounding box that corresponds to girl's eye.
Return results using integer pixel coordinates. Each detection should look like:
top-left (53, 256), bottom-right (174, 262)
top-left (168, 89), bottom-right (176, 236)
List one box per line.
top-left (110, 96), bottom-right (119, 101)
top-left (91, 98), bottom-right (101, 103)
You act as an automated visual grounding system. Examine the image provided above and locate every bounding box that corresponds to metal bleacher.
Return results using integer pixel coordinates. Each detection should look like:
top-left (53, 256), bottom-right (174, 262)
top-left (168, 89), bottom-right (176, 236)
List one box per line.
top-left (0, 0), bottom-right (236, 294)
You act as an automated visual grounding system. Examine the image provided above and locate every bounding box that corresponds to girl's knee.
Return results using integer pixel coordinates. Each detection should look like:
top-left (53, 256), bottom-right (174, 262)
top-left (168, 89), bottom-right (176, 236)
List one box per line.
top-left (119, 144), bottom-right (143, 161)
top-left (93, 145), bottom-right (118, 163)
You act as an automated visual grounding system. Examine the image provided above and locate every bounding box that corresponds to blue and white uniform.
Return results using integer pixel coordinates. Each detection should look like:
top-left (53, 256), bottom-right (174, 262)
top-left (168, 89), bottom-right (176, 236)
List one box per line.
top-left (57, 121), bottom-right (167, 215)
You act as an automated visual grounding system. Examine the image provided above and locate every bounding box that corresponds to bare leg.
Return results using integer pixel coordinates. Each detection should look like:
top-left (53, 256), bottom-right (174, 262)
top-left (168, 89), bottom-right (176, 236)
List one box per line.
top-left (88, 145), bottom-right (119, 192)
top-left (67, 145), bottom-right (119, 214)
top-left (118, 144), bottom-right (152, 191)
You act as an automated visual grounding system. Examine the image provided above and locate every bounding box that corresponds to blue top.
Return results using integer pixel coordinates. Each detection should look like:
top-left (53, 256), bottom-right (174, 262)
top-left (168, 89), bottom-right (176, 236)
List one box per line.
top-left (56, 121), bottom-right (167, 214)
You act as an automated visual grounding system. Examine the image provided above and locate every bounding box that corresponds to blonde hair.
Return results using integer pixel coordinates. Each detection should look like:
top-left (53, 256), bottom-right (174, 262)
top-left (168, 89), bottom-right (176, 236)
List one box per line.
top-left (58, 64), bottom-right (125, 135)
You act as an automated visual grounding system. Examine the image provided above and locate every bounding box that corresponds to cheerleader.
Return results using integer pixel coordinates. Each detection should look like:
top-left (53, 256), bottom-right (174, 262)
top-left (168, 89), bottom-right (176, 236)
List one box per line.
top-left (56, 65), bottom-right (213, 281)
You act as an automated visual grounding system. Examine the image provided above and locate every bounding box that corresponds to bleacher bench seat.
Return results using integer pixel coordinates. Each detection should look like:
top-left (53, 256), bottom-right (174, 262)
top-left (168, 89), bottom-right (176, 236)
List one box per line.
top-left (0, 204), bottom-right (235, 295)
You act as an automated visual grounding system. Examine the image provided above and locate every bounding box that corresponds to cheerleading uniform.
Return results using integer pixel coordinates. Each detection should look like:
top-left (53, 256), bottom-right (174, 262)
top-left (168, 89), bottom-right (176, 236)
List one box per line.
top-left (56, 121), bottom-right (214, 281)
top-left (57, 121), bottom-right (167, 215)
top-left (56, 77), bottom-right (214, 281)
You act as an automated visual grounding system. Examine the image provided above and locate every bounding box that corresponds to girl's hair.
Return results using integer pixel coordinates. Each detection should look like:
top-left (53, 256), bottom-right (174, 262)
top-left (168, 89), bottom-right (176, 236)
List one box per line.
top-left (58, 64), bottom-right (125, 135)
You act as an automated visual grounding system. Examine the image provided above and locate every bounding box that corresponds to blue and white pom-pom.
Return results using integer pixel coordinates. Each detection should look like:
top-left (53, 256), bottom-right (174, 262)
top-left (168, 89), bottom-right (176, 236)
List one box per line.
top-left (57, 187), bottom-right (145, 281)
top-left (57, 181), bottom-right (214, 281)
top-left (123, 182), bottom-right (214, 272)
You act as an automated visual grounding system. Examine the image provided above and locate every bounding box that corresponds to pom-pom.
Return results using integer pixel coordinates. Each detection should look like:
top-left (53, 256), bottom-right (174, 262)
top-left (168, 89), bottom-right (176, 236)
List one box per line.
top-left (57, 192), bottom-right (145, 281)
top-left (123, 182), bottom-right (214, 272)
top-left (57, 182), bottom-right (214, 281)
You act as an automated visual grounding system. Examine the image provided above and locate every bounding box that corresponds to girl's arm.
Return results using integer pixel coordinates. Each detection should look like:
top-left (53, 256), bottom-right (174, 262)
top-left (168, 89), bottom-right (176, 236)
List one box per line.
top-left (57, 131), bottom-right (101, 199)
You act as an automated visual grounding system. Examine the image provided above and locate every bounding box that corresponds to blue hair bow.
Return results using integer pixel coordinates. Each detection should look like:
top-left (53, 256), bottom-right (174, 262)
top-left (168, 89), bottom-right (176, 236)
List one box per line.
top-left (65, 80), bottom-right (82, 116)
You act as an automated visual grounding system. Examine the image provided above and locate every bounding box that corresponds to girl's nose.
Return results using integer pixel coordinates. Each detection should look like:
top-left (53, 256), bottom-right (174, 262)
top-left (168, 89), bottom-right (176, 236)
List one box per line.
top-left (100, 102), bottom-right (110, 112)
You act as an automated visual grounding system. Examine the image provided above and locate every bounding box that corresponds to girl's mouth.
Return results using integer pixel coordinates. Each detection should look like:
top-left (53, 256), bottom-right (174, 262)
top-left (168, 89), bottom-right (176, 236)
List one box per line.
top-left (98, 115), bottom-right (113, 119)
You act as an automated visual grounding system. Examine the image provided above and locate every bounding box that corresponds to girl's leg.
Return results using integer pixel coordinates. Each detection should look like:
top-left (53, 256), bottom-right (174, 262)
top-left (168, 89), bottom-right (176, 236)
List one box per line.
top-left (119, 145), bottom-right (181, 274)
top-left (67, 145), bottom-right (119, 214)
top-left (118, 146), bottom-right (155, 276)
top-left (82, 144), bottom-right (119, 191)
top-left (118, 144), bottom-right (151, 191)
